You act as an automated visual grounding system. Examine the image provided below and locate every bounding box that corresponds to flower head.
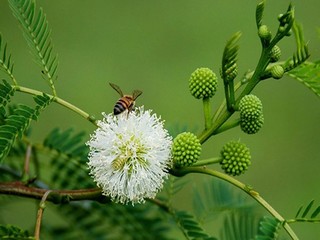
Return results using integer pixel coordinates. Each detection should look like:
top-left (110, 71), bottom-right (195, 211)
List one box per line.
top-left (189, 67), bottom-right (218, 99)
top-left (172, 132), bottom-right (201, 168)
top-left (220, 141), bottom-right (251, 176)
top-left (87, 107), bottom-right (172, 204)
top-left (239, 94), bottom-right (263, 120)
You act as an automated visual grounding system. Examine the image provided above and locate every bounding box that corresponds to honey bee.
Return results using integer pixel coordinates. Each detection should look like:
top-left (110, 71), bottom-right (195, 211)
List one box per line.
top-left (109, 83), bottom-right (142, 115)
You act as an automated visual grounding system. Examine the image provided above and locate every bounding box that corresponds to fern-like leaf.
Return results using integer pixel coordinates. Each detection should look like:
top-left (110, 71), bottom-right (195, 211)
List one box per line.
top-left (175, 210), bottom-right (217, 240)
top-left (293, 200), bottom-right (320, 223)
top-left (221, 31), bottom-right (241, 84)
top-left (8, 0), bottom-right (58, 94)
top-left (193, 179), bottom-right (257, 223)
top-left (33, 93), bottom-right (52, 119)
top-left (0, 224), bottom-right (32, 239)
top-left (42, 202), bottom-right (170, 240)
top-left (255, 0), bottom-right (265, 28)
top-left (255, 216), bottom-right (280, 240)
top-left (221, 31), bottom-right (241, 110)
top-left (0, 80), bottom-right (15, 121)
top-left (0, 93), bottom-right (51, 162)
top-left (162, 175), bottom-right (187, 203)
top-left (43, 128), bottom-right (94, 189)
top-left (283, 21), bottom-right (310, 72)
top-left (221, 211), bottom-right (260, 240)
top-left (0, 34), bottom-right (16, 84)
top-left (287, 61), bottom-right (320, 97)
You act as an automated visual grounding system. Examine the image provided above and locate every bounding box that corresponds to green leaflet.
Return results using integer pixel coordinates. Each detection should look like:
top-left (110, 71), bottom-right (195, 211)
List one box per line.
top-left (255, 0), bottom-right (265, 28)
top-left (0, 224), bottom-right (33, 239)
top-left (294, 199), bottom-right (320, 222)
top-left (221, 31), bottom-right (241, 110)
top-left (221, 211), bottom-right (261, 240)
top-left (287, 61), bottom-right (320, 98)
top-left (255, 216), bottom-right (280, 240)
top-left (43, 128), bottom-right (94, 190)
top-left (0, 80), bottom-right (15, 121)
top-left (42, 202), bottom-right (170, 240)
top-left (0, 89), bottom-right (52, 162)
top-left (174, 210), bottom-right (217, 240)
top-left (0, 34), bottom-right (16, 83)
top-left (8, 0), bottom-right (58, 94)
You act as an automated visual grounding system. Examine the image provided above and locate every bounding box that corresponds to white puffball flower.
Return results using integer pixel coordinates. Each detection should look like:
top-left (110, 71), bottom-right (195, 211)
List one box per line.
top-left (87, 106), bottom-right (172, 205)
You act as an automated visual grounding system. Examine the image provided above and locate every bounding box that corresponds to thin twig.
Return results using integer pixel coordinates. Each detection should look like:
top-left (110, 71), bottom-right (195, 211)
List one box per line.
top-left (23, 144), bottom-right (32, 179)
top-left (34, 190), bottom-right (52, 240)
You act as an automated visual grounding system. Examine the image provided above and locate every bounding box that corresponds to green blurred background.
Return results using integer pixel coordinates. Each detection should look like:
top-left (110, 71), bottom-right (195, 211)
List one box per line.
top-left (0, 0), bottom-right (320, 239)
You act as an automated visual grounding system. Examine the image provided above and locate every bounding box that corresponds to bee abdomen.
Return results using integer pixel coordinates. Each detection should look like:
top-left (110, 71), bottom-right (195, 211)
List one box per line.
top-left (113, 97), bottom-right (133, 115)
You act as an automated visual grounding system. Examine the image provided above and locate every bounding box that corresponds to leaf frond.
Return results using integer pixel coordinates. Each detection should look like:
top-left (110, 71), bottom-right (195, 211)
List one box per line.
top-left (287, 61), bottom-right (320, 97)
top-left (292, 199), bottom-right (320, 223)
top-left (220, 211), bottom-right (260, 240)
top-left (43, 128), bottom-right (94, 189)
top-left (175, 210), bottom-right (217, 240)
top-left (42, 202), bottom-right (170, 240)
top-left (256, 0), bottom-right (265, 28)
top-left (0, 224), bottom-right (32, 239)
top-left (193, 179), bottom-right (257, 223)
top-left (255, 216), bottom-right (281, 240)
top-left (162, 175), bottom-right (187, 202)
top-left (221, 31), bottom-right (241, 84)
top-left (0, 34), bottom-right (16, 84)
top-left (0, 80), bottom-right (15, 120)
top-left (284, 21), bottom-right (310, 71)
top-left (8, 0), bottom-right (58, 94)
top-left (0, 92), bottom-right (51, 163)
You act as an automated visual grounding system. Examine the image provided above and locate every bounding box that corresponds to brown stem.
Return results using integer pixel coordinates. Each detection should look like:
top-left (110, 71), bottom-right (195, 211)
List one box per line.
top-left (0, 181), bottom-right (107, 203)
top-left (34, 190), bottom-right (52, 240)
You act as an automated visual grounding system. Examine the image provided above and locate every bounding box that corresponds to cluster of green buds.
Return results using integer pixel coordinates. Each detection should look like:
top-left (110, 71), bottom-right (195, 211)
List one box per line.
top-left (239, 94), bottom-right (264, 134)
top-left (258, 25), bottom-right (272, 42)
top-left (269, 45), bottom-right (285, 79)
top-left (172, 132), bottom-right (201, 168)
top-left (220, 140), bottom-right (251, 176)
top-left (189, 67), bottom-right (218, 99)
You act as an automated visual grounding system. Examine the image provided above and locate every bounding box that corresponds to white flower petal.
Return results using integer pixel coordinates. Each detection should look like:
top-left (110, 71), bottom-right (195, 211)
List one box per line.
top-left (87, 106), bottom-right (172, 204)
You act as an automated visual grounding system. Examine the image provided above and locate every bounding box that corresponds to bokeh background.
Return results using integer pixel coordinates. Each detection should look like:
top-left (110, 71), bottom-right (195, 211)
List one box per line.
top-left (0, 0), bottom-right (319, 239)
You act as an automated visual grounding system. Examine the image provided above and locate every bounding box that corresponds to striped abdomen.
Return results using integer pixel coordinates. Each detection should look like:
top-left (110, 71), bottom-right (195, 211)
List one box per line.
top-left (113, 95), bottom-right (134, 115)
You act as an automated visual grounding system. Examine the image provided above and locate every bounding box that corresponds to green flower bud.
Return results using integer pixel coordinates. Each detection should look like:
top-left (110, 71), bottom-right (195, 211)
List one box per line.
top-left (271, 65), bottom-right (284, 79)
top-left (220, 141), bottom-right (251, 176)
top-left (278, 26), bottom-right (286, 33)
top-left (189, 67), bottom-right (218, 99)
top-left (286, 30), bottom-right (292, 36)
top-left (225, 64), bottom-right (238, 82)
top-left (239, 94), bottom-right (263, 120)
top-left (270, 45), bottom-right (281, 62)
top-left (240, 114), bottom-right (264, 134)
top-left (258, 25), bottom-right (272, 41)
top-left (172, 132), bottom-right (201, 168)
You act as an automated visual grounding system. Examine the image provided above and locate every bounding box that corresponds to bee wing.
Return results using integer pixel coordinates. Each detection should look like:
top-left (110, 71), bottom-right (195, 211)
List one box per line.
top-left (109, 83), bottom-right (124, 96)
top-left (132, 90), bottom-right (143, 100)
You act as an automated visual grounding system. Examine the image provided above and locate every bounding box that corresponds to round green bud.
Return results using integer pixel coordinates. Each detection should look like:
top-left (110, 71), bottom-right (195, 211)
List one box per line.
top-left (286, 30), bottom-right (292, 37)
top-left (271, 65), bottom-right (284, 79)
top-left (172, 132), bottom-right (201, 168)
top-left (220, 141), bottom-right (251, 176)
top-left (270, 45), bottom-right (281, 62)
top-left (240, 114), bottom-right (264, 134)
top-left (277, 14), bottom-right (284, 21)
top-left (258, 25), bottom-right (272, 41)
top-left (189, 67), bottom-right (218, 99)
top-left (239, 94), bottom-right (263, 120)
